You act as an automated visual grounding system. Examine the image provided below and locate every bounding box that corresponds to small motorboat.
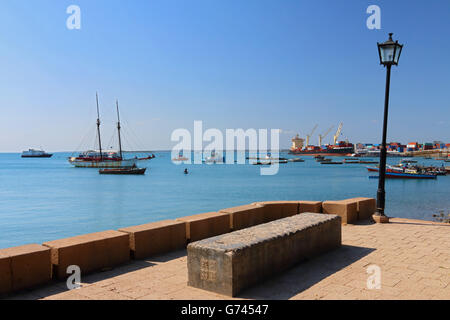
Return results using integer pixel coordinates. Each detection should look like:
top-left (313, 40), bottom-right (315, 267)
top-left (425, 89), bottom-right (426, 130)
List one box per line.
top-left (366, 166), bottom-right (402, 173)
top-left (343, 159), bottom-right (360, 164)
top-left (321, 161), bottom-right (343, 165)
top-left (253, 161), bottom-right (270, 166)
top-left (288, 158), bottom-right (305, 162)
top-left (349, 153), bottom-right (361, 158)
top-left (203, 150), bottom-right (225, 164)
top-left (385, 172), bottom-right (436, 179)
top-left (400, 158), bottom-right (417, 164)
top-left (252, 159), bottom-right (288, 165)
top-left (367, 166), bottom-right (437, 179)
top-left (99, 167), bottom-right (147, 175)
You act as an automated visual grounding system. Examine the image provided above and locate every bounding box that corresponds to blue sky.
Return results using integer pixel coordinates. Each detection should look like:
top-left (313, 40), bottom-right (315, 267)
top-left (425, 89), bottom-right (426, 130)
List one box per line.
top-left (0, 0), bottom-right (449, 151)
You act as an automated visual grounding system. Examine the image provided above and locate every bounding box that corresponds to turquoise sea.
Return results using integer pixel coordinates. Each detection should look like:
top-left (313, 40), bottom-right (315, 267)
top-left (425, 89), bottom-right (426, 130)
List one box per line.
top-left (0, 152), bottom-right (449, 249)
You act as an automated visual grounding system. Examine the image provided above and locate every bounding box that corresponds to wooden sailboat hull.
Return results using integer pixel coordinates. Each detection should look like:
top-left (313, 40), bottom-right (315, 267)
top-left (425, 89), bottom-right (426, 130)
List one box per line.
top-left (69, 158), bottom-right (139, 168)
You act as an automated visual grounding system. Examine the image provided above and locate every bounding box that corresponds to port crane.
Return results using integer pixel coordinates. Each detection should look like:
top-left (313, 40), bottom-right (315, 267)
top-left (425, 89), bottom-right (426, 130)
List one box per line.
top-left (333, 123), bottom-right (343, 145)
top-left (305, 124), bottom-right (318, 147)
top-left (318, 126), bottom-right (334, 146)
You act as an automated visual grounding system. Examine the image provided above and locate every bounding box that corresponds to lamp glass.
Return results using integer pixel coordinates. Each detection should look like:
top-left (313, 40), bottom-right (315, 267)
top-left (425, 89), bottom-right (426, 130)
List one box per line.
top-left (380, 44), bottom-right (396, 64)
top-left (393, 44), bottom-right (402, 64)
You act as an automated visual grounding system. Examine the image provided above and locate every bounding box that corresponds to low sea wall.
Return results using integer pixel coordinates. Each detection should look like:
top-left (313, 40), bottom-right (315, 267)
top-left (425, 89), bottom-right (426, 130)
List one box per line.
top-left (0, 197), bottom-right (376, 296)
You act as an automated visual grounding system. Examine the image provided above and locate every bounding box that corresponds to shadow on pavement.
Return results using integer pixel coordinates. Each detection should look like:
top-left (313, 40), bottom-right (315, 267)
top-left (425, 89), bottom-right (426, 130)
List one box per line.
top-left (239, 245), bottom-right (375, 300)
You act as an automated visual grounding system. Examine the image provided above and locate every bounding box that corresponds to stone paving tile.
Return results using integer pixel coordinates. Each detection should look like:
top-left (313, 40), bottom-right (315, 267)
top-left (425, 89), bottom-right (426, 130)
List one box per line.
top-left (5, 217), bottom-right (450, 300)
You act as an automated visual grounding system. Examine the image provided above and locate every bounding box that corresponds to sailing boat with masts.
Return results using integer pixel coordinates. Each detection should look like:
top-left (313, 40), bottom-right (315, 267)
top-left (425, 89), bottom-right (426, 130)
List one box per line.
top-left (69, 94), bottom-right (154, 168)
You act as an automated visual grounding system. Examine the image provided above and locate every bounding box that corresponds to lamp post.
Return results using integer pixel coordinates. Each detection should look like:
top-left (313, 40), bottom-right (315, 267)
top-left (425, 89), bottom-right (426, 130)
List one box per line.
top-left (373, 33), bottom-right (403, 223)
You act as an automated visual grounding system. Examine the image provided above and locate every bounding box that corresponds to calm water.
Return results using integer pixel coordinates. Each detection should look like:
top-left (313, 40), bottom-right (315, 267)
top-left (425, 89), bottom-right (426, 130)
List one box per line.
top-left (0, 152), bottom-right (449, 249)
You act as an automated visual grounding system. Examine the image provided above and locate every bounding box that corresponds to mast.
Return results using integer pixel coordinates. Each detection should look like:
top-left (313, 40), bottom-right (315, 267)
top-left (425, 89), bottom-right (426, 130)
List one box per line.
top-left (96, 92), bottom-right (103, 161)
top-left (116, 100), bottom-right (123, 160)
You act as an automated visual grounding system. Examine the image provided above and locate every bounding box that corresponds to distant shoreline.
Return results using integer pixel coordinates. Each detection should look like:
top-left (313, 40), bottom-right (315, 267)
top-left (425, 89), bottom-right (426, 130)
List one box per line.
top-left (0, 150), bottom-right (293, 154)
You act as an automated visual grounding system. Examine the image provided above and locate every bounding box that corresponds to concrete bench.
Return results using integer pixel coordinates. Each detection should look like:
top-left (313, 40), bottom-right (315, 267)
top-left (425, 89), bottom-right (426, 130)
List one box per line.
top-left (0, 244), bottom-right (51, 295)
top-left (43, 230), bottom-right (130, 279)
top-left (187, 213), bottom-right (341, 297)
top-left (322, 200), bottom-right (358, 224)
top-left (119, 220), bottom-right (186, 259)
top-left (177, 212), bottom-right (230, 242)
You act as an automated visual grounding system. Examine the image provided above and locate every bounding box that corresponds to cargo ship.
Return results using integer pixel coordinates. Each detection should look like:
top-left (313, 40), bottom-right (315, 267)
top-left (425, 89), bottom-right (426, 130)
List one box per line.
top-left (289, 123), bottom-right (354, 156)
top-left (289, 142), bottom-right (355, 156)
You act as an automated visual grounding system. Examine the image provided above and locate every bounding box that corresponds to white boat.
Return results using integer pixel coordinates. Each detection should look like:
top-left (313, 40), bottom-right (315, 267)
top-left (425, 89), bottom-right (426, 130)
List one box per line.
top-left (172, 150), bottom-right (189, 162)
top-left (203, 150), bottom-right (224, 164)
top-left (22, 149), bottom-right (53, 158)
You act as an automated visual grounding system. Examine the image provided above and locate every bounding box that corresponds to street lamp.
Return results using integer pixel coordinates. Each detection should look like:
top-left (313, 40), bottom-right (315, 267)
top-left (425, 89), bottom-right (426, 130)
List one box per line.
top-left (373, 33), bottom-right (403, 223)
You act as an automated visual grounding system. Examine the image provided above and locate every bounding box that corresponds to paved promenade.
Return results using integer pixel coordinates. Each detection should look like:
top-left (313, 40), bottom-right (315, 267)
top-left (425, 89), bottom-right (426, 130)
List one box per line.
top-left (8, 218), bottom-right (450, 300)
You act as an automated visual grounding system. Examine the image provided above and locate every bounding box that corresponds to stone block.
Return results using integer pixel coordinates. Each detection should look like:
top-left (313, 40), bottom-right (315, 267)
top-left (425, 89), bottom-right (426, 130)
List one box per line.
top-left (299, 201), bottom-right (322, 213)
top-left (177, 212), bottom-right (230, 242)
top-left (119, 220), bottom-right (187, 259)
top-left (187, 213), bottom-right (341, 297)
top-left (219, 204), bottom-right (268, 231)
top-left (0, 252), bottom-right (11, 295)
top-left (255, 201), bottom-right (299, 222)
top-left (322, 200), bottom-right (358, 224)
top-left (0, 244), bottom-right (51, 294)
top-left (43, 230), bottom-right (130, 279)
top-left (351, 197), bottom-right (376, 220)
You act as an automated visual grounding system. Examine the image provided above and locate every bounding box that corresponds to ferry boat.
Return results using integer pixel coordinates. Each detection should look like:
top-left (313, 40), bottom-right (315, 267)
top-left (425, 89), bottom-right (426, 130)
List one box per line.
top-left (69, 94), bottom-right (154, 168)
top-left (21, 149), bottom-right (53, 158)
